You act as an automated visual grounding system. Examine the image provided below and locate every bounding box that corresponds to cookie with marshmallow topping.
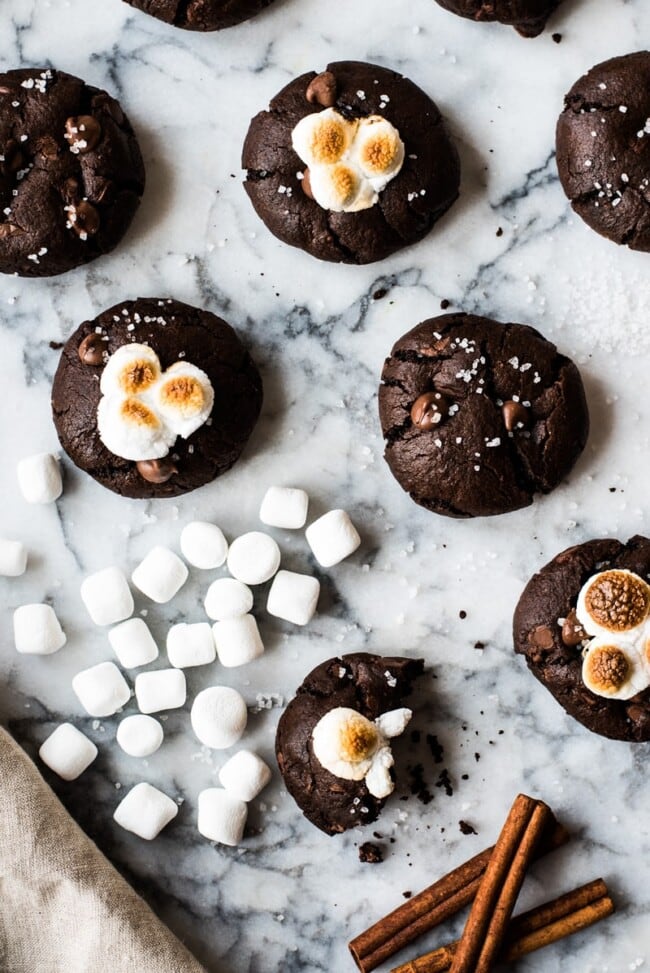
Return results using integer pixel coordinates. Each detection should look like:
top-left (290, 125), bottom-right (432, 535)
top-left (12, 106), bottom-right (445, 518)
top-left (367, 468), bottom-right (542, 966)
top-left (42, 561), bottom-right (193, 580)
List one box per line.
top-left (52, 298), bottom-right (262, 499)
top-left (276, 652), bottom-right (423, 834)
top-left (243, 60), bottom-right (460, 264)
top-left (514, 535), bottom-right (650, 742)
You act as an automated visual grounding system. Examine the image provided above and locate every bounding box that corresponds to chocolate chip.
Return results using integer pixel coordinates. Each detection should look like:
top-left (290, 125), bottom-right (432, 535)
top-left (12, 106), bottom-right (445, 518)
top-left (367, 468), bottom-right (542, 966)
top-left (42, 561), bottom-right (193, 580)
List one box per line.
top-left (64, 115), bottom-right (102, 154)
top-left (529, 625), bottom-right (555, 649)
top-left (301, 168), bottom-right (313, 200)
top-left (410, 391), bottom-right (451, 431)
top-left (561, 608), bottom-right (587, 647)
top-left (305, 71), bottom-right (337, 108)
top-left (0, 223), bottom-right (23, 238)
top-left (68, 200), bottom-right (100, 239)
top-left (502, 400), bottom-right (530, 432)
top-left (77, 333), bottom-right (105, 366)
top-left (136, 458), bottom-right (178, 484)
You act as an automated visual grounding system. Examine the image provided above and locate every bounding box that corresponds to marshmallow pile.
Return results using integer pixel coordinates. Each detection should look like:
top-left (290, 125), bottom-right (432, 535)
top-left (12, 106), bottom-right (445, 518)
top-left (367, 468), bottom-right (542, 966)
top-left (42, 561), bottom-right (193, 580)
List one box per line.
top-left (574, 568), bottom-right (650, 700)
top-left (292, 108), bottom-right (405, 213)
top-left (24, 484), bottom-right (361, 846)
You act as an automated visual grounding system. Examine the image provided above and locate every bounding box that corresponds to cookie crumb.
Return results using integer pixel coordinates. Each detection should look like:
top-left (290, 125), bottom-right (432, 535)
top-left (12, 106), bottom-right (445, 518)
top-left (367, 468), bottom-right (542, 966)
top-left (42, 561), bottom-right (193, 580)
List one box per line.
top-left (552, 32), bottom-right (562, 43)
top-left (359, 842), bottom-right (384, 863)
top-left (440, 298), bottom-right (450, 310)
top-left (459, 820), bottom-right (477, 835)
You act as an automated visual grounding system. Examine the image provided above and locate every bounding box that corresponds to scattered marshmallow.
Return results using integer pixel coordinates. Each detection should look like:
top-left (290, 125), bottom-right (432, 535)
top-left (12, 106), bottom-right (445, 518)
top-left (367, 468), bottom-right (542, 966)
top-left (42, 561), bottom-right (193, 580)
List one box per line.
top-left (306, 509), bottom-right (360, 567)
top-left (226, 532), bottom-right (280, 585)
top-left (167, 622), bottom-right (216, 668)
top-left (72, 661), bottom-right (130, 717)
top-left (113, 782), bottom-right (178, 840)
top-left (13, 603), bottom-right (66, 655)
top-left (204, 578), bottom-right (253, 621)
top-left (212, 615), bottom-right (264, 668)
top-left (267, 570), bottom-right (320, 626)
top-left (0, 538), bottom-right (27, 577)
top-left (197, 787), bottom-right (247, 846)
top-left (39, 723), bottom-right (97, 781)
top-left (80, 567), bottom-right (134, 626)
top-left (116, 714), bottom-right (164, 757)
top-left (135, 668), bottom-right (186, 714)
top-left (16, 453), bottom-right (62, 504)
top-left (132, 546), bottom-right (188, 603)
top-left (218, 750), bottom-right (272, 802)
top-left (260, 486), bottom-right (309, 529)
top-left (108, 617), bottom-right (158, 669)
top-left (180, 521), bottom-right (228, 569)
top-left (191, 686), bottom-right (248, 748)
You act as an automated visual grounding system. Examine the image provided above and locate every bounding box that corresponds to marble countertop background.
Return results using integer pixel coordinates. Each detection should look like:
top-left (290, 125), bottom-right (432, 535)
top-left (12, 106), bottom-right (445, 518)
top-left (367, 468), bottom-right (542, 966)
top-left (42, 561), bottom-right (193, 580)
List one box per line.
top-left (1, 0), bottom-right (649, 969)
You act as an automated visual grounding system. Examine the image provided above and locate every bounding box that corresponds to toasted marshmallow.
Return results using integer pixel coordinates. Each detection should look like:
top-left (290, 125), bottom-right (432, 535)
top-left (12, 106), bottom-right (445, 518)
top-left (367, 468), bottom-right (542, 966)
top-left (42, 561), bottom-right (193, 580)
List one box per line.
top-left (153, 362), bottom-right (214, 439)
top-left (576, 569), bottom-right (650, 640)
top-left (97, 394), bottom-right (176, 461)
top-left (308, 163), bottom-right (377, 213)
top-left (100, 344), bottom-right (161, 397)
top-left (292, 108), bottom-right (356, 168)
top-left (581, 639), bottom-right (648, 700)
top-left (349, 115), bottom-right (405, 190)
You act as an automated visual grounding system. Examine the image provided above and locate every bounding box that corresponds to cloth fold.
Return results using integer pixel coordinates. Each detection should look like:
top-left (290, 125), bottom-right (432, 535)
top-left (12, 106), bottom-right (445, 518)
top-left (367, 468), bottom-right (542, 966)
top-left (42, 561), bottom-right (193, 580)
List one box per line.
top-left (0, 725), bottom-right (206, 973)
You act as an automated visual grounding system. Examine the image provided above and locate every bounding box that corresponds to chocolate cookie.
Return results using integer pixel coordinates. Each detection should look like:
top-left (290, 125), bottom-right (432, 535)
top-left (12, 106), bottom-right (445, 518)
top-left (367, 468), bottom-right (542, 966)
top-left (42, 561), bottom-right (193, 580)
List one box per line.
top-left (276, 653), bottom-right (424, 835)
top-left (556, 52), bottom-right (650, 252)
top-left (0, 68), bottom-right (144, 278)
top-left (52, 298), bottom-right (262, 499)
top-left (378, 313), bottom-right (589, 518)
top-left (514, 536), bottom-right (650, 742)
top-left (122, 0), bottom-right (274, 30)
top-left (242, 61), bottom-right (460, 265)
top-left (433, 0), bottom-right (561, 36)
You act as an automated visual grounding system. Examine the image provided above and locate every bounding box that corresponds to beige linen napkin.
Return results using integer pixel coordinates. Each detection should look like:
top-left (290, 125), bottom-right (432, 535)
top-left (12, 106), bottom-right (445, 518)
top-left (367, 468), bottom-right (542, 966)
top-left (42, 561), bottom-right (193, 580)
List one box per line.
top-left (0, 725), bottom-right (206, 973)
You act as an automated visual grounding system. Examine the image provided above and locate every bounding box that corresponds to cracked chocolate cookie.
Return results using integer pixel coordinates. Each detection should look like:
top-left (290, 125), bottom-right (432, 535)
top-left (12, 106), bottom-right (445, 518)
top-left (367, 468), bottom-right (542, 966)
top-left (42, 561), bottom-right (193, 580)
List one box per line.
top-left (242, 61), bottom-right (460, 264)
top-left (52, 298), bottom-right (263, 499)
top-left (514, 535), bottom-right (650, 742)
top-left (433, 0), bottom-right (562, 36)
top-left (122, 0), bottom-right (275, 30)
top-left (556, 52), bottom-right (650, 251)
top-left (378, 313), bottom-right (589, 518)
top-left (0, 68), bottom-right (145, 278)
top-left (276, 652), bottom-right (424, 835)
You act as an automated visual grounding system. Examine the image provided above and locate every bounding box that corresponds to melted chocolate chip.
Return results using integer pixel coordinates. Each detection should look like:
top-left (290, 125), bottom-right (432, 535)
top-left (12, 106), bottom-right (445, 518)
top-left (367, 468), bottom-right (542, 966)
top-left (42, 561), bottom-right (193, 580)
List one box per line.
top-left (306, 71), bottom-right (337, 108)
top-left (64, 115), bottom-right (102, 154)
top-left (136, 458), bottom-right (178, 484)
top-left (410, 391), bottom-right (451, 431)
top-left (502, 400), bottom-right (530, 432)
top-left (561, 608), bottom-right (587, 647)
top-left (529, 625), bottom-right (555, 649)
top-left (77, 333), bottom-right (105, 366)
top-left (69, 200), bottom-right (100, 239)
top-left (0, 223), bottom-right (23, 238)
top-left (301, 168), bottom-right (313, 200)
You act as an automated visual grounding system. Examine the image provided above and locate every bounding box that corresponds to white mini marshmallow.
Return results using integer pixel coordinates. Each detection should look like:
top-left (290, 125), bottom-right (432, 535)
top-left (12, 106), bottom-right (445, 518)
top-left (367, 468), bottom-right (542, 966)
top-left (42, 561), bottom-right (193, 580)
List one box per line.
top-left (306, 509), bottom-right (361, 567)
top-left (97, 393), bottom-right (176, 461)
top-left (80, 567), bottom-right (134, 627)
top-left (113, 782), bottom-right (178, 840)
top-left (167, 622), bottom-right (216, 668)
top-left (180, 521), bottom-right (228, 569)
top-left (226, 532), bottom-right (280, 585)
top-left (100, 343), bottom-right (161, 397)
top-left (116, 714), bottom-right (164, 758)
top-left (0, 538), bottom-right (27, 577)
top-left (131, 546), bottom-right (188, 603)
top-left (153, 362), bottom-right (215, 440)
top-left (197, 788), bottom-right (247, 846)
top-left (191, 686), bottom-right (248, 749)
top-left (17, 453), bottom-right (63, 504)
top-left (218, 750), bottom-right (272, 802)
top-left (348, 115), bottom-right (405, 190)
top-left (204, 578), bottom-right (253, 621)
top-left (212, 615), bottom-right (264, 668)
top-left (135, 668), bottom-right (186, 714)
top-left (266, 570), bottom-right (320, 626)
top-left (13, 603), bottom-right (66, 655)
top-left (308, 163), bottom-right (377, 213)
top-left (72, 661), bottom-right (130, 717)
top-left (108, 617), bottom-right (158, 669)
top-left (291, 108), bottom-right (356, 168)
top-left (39, 723), bottom-right (97, 781)
top-left (259, 486), bottom-right (309, 529)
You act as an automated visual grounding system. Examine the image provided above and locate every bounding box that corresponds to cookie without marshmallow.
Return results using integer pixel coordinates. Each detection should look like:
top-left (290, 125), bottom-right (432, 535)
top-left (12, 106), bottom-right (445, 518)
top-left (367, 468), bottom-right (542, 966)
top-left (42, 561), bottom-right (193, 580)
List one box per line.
top-left (276, 652), bottom-right (424, 835)
top-left (513, 535), bottom-right (650, 742)
top-left (556, 52), bottom-right (650, 252)
top-left (0, 68), bottom-right (144, 278)
top-left (432, 0), bottom-right (562, 36)
top-left (242, 61), bottom-right (460, 264)
top-left (378, 312), bottom-right (589, 518)
top-left (51, 298), bottom-right (262, 500)
top-left (122, 0), bottom-right (275, 30)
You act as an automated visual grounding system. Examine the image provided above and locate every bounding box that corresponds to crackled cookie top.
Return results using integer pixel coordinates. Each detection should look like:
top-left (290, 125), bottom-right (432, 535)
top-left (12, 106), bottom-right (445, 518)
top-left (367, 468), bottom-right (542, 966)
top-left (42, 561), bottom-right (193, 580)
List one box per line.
top-left (433, 0), bottom-right (562, 36)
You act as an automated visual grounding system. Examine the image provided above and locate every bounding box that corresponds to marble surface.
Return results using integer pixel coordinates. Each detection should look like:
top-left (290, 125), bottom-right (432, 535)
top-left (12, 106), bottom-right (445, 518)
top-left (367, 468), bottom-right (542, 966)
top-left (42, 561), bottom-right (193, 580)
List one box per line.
top-left (1, 0), bottom-right (650, 970)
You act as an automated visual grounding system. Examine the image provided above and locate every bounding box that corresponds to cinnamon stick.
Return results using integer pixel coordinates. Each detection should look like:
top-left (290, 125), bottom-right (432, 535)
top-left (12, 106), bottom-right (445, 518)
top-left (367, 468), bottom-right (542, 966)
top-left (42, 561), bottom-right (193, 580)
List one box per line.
top-left (449, 794), bottom-right (552, 973)
top-left (348, 813), bottom-right (568, 973)
top-left (390, 878), bottom-right (614, 973)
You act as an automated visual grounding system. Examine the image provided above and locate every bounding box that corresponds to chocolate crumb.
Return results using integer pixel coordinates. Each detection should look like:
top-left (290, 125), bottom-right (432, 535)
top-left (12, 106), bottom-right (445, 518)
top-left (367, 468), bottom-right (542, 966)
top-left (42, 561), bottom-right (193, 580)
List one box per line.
top-left (372, 832), bottom-right (383, 840)
top-left (496, 227), bottom-right (503, 237)
top-left (459, 610), bottom-right (467, 619)
top-left (402, 891), bottom-right (412, 899)
top-left (359, 842), bottom-right (384, 864)
top-left (459, 820), bottom-right (477, 835)
top-left (440, 299), bottom-right (450, 310)
top-left (373, 288), bottom-right (387, 300)
top-left (474, 752), bottom-right (481, 762)
top-left (49, 340), bottom-right (64, 350)
top-left (474, 641), bottom-right (485, 650)
top-left (461, 773), bottom-right (469, 780)
top-left (552, 32), bottom-right (562, 43)
top-left (407, 762), bottom-right (434, 805)
top-left (436, 769), bottom-right (453, 797)
top-left (427, 733), bottom-right (444, 764)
